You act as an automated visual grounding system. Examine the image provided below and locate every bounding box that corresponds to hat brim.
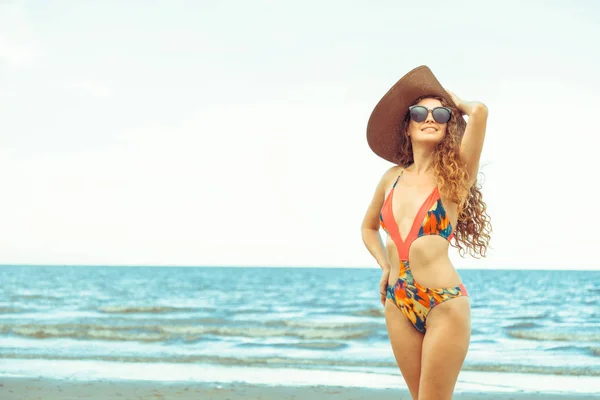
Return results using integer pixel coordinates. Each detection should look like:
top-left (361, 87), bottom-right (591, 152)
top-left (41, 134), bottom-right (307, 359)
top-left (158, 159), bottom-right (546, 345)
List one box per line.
top-left (366, 65), bottom-right (466, 165)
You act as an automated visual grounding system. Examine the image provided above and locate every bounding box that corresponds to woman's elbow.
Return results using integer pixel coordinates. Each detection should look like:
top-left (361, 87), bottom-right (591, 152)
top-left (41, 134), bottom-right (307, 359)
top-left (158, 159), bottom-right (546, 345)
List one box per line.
top-left (472, 102), bottom-right (488, 117)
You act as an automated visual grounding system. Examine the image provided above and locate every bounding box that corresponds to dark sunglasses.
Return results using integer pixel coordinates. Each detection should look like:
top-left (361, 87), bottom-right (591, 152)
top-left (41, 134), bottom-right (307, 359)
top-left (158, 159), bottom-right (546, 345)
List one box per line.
top-left (408, 105), bottom-right (452, 124)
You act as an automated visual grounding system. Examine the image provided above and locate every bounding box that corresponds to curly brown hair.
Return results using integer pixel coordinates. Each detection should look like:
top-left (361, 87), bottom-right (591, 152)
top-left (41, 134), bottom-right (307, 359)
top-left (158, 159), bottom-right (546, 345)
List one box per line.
top-left (397, 96), bottom-right (492, 258)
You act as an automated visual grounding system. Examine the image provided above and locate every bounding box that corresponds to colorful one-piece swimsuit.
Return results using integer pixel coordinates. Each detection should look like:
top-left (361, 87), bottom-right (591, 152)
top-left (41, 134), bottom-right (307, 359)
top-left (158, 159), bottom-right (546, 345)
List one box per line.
top-left (380, 170), bottom-right (468, 333)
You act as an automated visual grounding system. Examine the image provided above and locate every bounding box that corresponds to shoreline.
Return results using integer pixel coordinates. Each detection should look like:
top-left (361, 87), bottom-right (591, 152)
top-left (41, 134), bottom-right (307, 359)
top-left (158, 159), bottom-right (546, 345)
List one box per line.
top-left (0, 359), bottom-right (599, 396)
top-left (1, 377), bottom-right (599, 400)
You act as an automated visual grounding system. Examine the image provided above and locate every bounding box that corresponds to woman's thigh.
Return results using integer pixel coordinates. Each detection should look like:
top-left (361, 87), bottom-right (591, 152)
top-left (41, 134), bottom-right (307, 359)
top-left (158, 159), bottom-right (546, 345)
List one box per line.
top-left (385, 299), bottom-right (425, 400)
top-left (418, 297), bottom-right (471, 400)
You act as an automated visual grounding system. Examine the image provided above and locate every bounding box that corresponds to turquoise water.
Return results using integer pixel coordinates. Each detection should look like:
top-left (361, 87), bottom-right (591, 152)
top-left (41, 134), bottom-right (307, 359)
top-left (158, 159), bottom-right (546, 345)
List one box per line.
top-left (0, 265), bottom-right (598, 383)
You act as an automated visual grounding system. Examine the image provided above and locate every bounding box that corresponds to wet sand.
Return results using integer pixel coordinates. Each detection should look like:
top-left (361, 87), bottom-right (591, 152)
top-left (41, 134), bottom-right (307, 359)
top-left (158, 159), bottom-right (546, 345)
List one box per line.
top-left (0, 377), bottom-right (597, 399)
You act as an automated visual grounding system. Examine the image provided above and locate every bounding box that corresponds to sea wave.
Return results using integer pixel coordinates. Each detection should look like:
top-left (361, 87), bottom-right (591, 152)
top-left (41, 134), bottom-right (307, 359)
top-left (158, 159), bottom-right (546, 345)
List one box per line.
top-left (235, 341), bottom-right (348, 350)
top-left (547, 345), bottom-right (600, 357)
top-left (461, 363), bottom-right (600, 376)
top-left (97, 306), bottom-right (198, 314)
top-left (264, 320), bottom-right (380, 330)
top-left (506, 311), bottom-right (552, 320)
top-left (507, 330), bottom-right (600, 342)
top-left (352, 308), bottom-right (384, 317)
top-left (10, 294), bottom-right (63, 301)
top-left (0, 307), bottom-right (25, 313)
top-left (0, 352), bottom-right (597, 376)
top-left (503, 322), bottom-right (537, 329)
top-left (0, 323), bottom-right (373, 342)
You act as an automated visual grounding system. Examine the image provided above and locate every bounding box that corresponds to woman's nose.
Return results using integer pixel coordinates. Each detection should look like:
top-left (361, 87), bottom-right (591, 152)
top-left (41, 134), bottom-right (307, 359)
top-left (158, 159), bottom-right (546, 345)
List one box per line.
top-left (424, 110), bottom-right (435, 123)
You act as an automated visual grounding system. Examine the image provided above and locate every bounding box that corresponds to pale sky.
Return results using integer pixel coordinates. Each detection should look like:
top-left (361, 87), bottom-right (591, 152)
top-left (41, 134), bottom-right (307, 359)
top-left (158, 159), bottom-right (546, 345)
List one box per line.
top-left (0, 0), bottom-right (598, 270)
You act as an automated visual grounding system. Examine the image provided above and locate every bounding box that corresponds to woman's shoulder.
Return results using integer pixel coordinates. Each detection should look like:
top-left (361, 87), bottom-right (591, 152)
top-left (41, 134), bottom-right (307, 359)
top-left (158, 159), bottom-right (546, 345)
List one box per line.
top-left (384, 164), bottom-right (405, 177)
top-left (379, 165), bottom-right (405, 187)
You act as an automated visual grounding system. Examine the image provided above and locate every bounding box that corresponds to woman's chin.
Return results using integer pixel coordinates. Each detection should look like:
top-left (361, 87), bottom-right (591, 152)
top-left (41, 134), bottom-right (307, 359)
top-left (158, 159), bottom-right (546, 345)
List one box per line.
top-left (413, 134), bottom-right (443, 145)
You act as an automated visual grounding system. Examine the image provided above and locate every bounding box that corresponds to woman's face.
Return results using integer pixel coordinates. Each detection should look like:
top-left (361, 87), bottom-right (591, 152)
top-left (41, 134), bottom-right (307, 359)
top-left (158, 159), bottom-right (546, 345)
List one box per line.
top-left (406, 98), bottom-right (447, 145)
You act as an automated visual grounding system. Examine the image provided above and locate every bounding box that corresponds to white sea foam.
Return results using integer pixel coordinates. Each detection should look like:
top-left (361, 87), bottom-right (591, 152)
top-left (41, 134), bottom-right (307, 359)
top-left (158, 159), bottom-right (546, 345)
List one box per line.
top-left (0, 359), bottom-right (598, 394)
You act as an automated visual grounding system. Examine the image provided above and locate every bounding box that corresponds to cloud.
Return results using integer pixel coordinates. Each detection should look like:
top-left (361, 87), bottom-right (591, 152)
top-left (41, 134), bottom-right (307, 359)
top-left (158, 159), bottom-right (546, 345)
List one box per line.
top-left (62, 79), bottom-right (114, 99)
top-left (0, 1), bottom-right (41, 68)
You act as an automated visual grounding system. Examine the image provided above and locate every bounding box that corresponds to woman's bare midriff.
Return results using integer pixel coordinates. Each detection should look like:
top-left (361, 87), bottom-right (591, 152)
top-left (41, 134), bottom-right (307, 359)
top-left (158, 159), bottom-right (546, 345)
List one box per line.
top-left (385, 235), bottom-right (464, 288)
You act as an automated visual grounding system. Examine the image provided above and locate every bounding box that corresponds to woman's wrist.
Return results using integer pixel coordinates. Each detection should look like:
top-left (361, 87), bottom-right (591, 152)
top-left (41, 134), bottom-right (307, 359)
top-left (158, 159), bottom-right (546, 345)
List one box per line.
top-left (459, 101), bottom-right (488, 117)
top-left (379, 262), bottom-right (391, 271)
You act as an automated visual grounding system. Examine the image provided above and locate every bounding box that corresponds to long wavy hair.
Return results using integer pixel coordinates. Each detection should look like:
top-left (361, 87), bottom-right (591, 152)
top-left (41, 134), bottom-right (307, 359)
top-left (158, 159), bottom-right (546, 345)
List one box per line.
top-left (397, 96), bottom-right (492, 258)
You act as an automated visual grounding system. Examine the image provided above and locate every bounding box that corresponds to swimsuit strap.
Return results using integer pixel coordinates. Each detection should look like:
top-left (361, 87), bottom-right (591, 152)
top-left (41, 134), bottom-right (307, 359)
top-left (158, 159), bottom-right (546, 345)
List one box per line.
top-left (392, 168), bottom-right (406, 189)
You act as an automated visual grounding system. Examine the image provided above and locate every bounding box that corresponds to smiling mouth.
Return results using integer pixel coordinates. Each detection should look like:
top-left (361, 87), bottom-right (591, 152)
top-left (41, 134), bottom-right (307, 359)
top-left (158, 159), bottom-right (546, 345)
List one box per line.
top-left (422, 127), bottom-right (437, 132)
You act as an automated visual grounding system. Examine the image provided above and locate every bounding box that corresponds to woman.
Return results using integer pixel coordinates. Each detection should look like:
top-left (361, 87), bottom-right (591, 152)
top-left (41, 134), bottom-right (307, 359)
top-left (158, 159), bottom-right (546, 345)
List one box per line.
top-left (361, 66), bottom-right (491, 399)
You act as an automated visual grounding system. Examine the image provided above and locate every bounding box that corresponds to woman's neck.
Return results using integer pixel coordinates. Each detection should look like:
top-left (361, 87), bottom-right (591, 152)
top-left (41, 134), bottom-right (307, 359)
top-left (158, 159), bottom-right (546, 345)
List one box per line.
top-left (409, 146), bottom-right (436, 175)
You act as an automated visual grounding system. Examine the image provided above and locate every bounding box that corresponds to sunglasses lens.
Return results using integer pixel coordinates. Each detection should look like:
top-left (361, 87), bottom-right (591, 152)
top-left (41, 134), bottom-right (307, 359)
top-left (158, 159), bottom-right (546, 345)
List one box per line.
top-left (409, 106), bottom-right (427, 122)
top-left (432, 107), bottom-right (451, 124)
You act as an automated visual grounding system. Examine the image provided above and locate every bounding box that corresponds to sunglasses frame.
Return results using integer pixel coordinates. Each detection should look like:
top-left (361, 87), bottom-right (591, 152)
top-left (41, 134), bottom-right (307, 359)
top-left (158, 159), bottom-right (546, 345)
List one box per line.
top-left (408, 105), bottom-right (453, 124)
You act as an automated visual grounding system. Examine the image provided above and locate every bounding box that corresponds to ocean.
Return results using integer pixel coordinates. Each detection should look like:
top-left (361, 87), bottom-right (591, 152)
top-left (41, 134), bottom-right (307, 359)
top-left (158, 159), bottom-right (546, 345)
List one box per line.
top-left (0, 265), bottom-right (599, 394)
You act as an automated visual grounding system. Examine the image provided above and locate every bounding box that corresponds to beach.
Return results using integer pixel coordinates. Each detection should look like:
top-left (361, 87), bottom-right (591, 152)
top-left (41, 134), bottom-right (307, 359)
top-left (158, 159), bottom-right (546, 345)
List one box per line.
top-left (2, 377), bottom-right (599, 400)
top-left (1, 266), bottom-right (598, 397)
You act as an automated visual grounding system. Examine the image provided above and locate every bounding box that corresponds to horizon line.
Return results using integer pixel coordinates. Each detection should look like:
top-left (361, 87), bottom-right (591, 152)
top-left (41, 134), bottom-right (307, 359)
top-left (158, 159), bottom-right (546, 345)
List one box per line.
top-left (0, 264), bottom-right (598, 272)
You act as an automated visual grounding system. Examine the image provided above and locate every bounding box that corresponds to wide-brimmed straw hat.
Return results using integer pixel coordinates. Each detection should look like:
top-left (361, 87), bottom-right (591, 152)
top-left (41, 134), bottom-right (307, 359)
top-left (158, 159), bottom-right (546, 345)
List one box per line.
top-left (366, 65), bottom-right (466, 165)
